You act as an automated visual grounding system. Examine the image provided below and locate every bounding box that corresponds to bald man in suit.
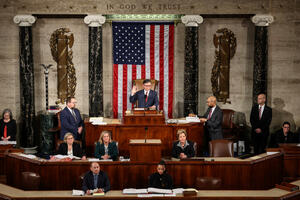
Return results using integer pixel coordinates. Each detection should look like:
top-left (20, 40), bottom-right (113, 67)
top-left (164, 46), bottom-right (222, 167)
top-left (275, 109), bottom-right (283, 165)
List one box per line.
top-left (200, 96), bottom-right (223, 140)
top-left (250, 93), bottom-right (272, 155)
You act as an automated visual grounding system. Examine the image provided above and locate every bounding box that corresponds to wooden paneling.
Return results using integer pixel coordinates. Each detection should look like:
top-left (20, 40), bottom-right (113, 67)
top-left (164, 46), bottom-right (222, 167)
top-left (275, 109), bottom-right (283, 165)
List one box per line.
top-left (85, 122), bottom-right (204, 157)
top-left (129, 140), bottom-right (162, 162)
top-left (278, 144), bottom-right (300, 179)
top-left (6, 153), bottom-right (283, 190)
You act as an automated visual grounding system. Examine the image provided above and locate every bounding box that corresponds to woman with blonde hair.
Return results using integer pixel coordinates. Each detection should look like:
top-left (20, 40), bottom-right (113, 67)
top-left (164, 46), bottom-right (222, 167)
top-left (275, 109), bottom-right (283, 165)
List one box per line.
top-left (171, 129), bottom-right (195, 159)
top-left (95, 131), bottom-right (118, 161)
top-left (57, 132), bottom-right (86, 160)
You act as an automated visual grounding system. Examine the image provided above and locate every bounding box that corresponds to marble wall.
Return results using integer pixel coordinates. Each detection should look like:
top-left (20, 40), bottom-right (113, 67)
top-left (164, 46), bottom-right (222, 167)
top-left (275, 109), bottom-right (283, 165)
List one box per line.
top-left (198, 18), bottom-right (254, 126)
top-left (0, 0), bottom-right (299, 135)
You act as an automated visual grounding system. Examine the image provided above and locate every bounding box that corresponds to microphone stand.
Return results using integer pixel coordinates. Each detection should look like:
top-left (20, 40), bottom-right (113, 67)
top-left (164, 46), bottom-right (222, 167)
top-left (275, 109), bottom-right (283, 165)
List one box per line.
top-left (144, 126), bottom-right (148, 143)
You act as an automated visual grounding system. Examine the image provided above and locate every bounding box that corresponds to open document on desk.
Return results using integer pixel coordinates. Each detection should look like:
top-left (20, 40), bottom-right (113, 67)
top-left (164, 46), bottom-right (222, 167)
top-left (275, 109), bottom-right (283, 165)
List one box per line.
top-left (123, 187), bottom-right (185, 195)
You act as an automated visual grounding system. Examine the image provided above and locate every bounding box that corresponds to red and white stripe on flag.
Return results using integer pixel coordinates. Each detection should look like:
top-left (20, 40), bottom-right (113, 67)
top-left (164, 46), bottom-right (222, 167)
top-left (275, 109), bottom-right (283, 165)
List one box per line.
top-left (113, 24), bottom-right (174, 119)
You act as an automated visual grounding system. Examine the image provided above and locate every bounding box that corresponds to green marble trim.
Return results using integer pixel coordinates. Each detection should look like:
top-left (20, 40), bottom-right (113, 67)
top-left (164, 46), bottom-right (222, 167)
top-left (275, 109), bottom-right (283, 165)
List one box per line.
top-left (105, 14), bottom-right (182, 22)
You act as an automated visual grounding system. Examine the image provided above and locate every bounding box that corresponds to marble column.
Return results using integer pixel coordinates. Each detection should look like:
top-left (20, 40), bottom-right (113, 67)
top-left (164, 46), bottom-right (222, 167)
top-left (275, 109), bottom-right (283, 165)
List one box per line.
top-left (251, 14), bottom-right (274, 103)
top-left (181, 15), bottom-right (203, 116)
top-left (84, 15), bottom-right (106, 117)
top-left (13, 15), bottom-right (36, 148)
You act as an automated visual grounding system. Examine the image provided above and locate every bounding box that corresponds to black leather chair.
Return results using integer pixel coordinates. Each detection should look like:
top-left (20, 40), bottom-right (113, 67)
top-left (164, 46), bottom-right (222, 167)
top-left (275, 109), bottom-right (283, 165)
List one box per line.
top-left (196, 177), bottom-right (222, 190)
top-left (21, 172), bottom-right (40, 190)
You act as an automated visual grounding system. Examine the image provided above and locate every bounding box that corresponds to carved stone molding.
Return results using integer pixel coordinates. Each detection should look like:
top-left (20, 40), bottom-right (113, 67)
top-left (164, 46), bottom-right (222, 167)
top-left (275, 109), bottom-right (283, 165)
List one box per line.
top-left (251, 14), bottom-right (274, 26)
top-left (84, 15), bottom-right (106, 27)
top-left (181, 15), bottom-right (203, 27)
top-left (13, 15), bottom-right (36, 26)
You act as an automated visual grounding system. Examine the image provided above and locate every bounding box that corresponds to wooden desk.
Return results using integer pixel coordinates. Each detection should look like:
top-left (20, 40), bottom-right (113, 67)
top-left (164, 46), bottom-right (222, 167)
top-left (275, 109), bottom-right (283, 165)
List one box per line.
top-left (1, 181), bottom-right (300, 200)
top-left (6, 152), bottom-right (283, 190)
top-left (129, 139), bottom-right (162, 162)
top-left (0, 145), bottom-right (23, 175)
top-left (123, 110), bottom-right (165, 125)
top-left (84, 121), bottom-right (204, 157)
top-left (278, 144), bottom-right (300, 179)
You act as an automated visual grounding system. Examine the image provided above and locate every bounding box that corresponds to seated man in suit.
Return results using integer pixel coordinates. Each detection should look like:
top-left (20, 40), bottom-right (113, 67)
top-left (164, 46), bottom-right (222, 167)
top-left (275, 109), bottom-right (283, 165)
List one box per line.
top-left (172, 129), bottom-right (195, 159)
top-left (82, 162), bottom-right (110, 195)
top-left (149, 160), bottom-right (173, 189)
top-left (269, 121), bottom-right (298, 148)
top-left (56, 133), bottom-right (86, 160)
top-left (60, 97), bottom-right (84, 140)
top-left (129, 79), bottom-right (159, 110)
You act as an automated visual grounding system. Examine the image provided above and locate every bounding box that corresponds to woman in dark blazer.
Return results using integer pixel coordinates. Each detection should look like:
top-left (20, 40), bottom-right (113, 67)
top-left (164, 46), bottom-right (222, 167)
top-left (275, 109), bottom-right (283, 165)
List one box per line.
top-left (0, 109), bottom-right (16, 141)
top-left (95, 131), bottom-right (118, 161)
top-left (149, 160), bottom-right (173, 189)
top-left (57, 132), bottom-right (86, 160)
top-left (172, 129), bottom-right (195, 159)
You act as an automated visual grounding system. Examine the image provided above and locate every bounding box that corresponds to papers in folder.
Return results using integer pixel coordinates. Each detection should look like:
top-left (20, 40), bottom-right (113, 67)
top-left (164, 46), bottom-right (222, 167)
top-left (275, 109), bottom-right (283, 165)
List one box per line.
top-left (89, 117), bottom-right (107, 125)
top-left (72, 190), bottom-right (84, 196)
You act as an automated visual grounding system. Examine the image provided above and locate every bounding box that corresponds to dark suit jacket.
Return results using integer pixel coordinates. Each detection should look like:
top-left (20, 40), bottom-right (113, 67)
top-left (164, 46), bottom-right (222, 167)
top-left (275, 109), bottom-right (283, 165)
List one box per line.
top-left (149, 172), bottom-right (173, 189)
top-left (57, 142), bottom-right (83, 158)
top-left (0, 119), bottom-right (16, 141)
top-left (129, 90), bottom-right (159, 108)
top-left (269, 129), bottom-right (298, 148)
top-left (250, 104), bottom-right (272, 136)
top-left (203, 105), bottom-right (223, 140)
top-left (82, 170), bottom-right (110, 193)
top-left (60, 107), bottom-right (84, 140)
top-left (95, 141), bottom-right (119, 161)
top-left (171, 140), bottom-right (195, 158)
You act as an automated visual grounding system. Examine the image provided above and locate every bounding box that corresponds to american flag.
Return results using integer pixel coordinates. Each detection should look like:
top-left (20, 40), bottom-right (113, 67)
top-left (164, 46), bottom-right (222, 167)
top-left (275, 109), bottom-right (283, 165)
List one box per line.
top-left (112, 22), bottom-right (174, 118)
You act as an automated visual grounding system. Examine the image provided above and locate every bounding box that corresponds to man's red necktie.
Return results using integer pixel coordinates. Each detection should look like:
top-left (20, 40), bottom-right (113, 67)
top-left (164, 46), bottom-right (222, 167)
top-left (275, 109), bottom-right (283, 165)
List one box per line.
top-left (145, 91), bottom-right (148, 103)
top-left (259, 106), bottom-right (262, 120)
top-left (208, 108), bottom-right (212, 120)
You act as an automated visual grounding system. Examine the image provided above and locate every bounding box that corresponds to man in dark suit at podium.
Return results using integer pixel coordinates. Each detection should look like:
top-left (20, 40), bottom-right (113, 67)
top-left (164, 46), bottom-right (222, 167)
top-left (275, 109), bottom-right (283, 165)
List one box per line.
top-left (200, 96), bottom-right (223, 140)
top-left (200, 96), bottom-right (223, 155)
top-left (60, 97), bottom-right (84, 140)
top-left (129, 79), bottom-right (159, 109)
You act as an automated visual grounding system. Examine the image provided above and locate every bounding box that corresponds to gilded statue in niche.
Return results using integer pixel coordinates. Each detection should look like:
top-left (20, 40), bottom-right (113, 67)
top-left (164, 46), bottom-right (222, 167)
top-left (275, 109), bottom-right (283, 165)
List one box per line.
top-left (211, 28), bottom-right (236, 104)
top-left (49, 28), bottom-right (76, 104)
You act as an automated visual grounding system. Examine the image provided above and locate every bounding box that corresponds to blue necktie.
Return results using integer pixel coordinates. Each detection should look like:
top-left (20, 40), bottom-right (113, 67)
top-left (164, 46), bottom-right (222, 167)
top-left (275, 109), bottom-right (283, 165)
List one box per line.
top-left (93, 174), bottom-right (98, 189)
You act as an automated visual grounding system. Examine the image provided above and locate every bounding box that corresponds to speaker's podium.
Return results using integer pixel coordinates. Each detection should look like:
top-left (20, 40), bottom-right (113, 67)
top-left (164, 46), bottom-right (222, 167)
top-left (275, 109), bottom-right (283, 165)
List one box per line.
top-left (125, 109), bottom-right (164, 162)
top-left (129, 139), bottom-right (162, 162)
top-left (123, 109), bottom-right (165, 125)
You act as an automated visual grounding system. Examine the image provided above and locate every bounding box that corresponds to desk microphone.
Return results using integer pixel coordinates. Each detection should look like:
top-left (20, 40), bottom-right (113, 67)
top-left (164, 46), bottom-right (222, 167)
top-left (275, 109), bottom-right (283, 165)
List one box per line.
top-left (144, 126), bottom-right (148, 143)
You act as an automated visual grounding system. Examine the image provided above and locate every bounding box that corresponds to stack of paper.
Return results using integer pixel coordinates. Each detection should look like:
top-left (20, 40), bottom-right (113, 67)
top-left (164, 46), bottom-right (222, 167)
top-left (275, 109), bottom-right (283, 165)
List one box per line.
top-left (19, 154), bottom-right (37, 159)
top-left (88, 158), bottom-right (100, 162)
top-left (89, 117), bottom-right (107, 125)
top-left (0, 141), bottom-right (17, 145)
top-left (122, 188), bottom-right (148, 194)
top-left (147, 187), bottom-right (172, 194)
top-left (52, 155), bottom-right (81, 160)
top-left (185, 116), bottom-right (200, 122)
top-left (72, 190), bottom-right (84, 196)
